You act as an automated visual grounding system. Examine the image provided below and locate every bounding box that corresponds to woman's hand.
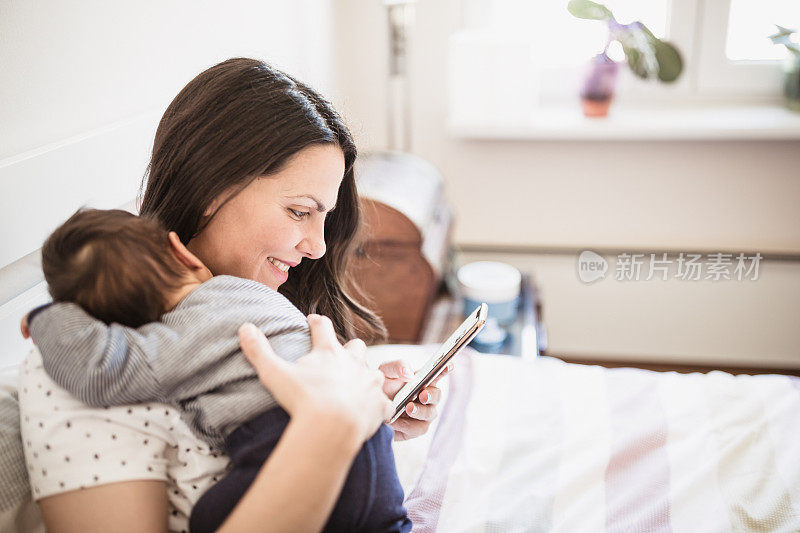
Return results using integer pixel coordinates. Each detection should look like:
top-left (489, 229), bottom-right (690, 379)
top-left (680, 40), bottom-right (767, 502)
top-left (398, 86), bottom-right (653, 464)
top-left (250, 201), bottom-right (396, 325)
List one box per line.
top-left (238, 314), bottom-right (393, 445)
top-left (224, 315), bottom-right (394, 533)
top-left (379, 360), bottom-right (453, 441)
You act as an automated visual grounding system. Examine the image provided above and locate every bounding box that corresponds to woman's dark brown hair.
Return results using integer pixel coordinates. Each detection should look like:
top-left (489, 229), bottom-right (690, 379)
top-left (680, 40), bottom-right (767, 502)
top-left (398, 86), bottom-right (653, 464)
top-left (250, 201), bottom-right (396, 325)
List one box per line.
top-left (140, 58), bottom-right (386, 343)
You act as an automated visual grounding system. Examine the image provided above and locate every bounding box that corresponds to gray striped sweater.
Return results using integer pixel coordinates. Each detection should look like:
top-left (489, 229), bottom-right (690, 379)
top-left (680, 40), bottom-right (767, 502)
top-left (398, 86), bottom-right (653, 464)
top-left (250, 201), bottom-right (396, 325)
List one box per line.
top-left (28, 275), bottom-right (311, 450)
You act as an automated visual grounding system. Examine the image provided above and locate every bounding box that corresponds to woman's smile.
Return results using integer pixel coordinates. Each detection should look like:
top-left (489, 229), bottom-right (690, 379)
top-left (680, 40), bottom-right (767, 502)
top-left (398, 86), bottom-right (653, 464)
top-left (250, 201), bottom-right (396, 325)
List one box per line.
top-left (267, 257), bottom-right (292, 272)
top-left (187, 144), bottom-right (344, 291)
top-left (266, 257), bottom-right (293, 284)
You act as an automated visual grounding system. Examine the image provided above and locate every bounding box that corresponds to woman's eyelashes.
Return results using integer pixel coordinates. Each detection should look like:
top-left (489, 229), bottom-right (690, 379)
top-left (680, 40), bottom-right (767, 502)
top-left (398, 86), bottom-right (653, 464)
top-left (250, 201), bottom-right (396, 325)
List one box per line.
top-left (288, 208), bottom-right (311, 219)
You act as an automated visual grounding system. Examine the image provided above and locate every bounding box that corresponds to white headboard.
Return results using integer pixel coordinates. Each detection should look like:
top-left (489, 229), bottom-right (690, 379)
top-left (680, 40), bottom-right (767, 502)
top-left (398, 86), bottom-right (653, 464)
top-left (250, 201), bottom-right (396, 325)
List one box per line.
top-left (0, 0), bottom-right (336, 368)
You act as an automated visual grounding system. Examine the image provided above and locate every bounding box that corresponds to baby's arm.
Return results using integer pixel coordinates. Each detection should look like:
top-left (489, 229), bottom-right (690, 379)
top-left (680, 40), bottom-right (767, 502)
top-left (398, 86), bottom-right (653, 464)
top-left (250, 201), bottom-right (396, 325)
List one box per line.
top-left (27, 302), bottom-right (169, 407)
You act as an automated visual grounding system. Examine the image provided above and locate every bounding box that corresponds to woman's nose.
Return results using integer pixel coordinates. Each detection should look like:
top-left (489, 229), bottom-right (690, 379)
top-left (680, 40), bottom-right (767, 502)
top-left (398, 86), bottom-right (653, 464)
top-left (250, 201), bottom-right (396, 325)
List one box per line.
top-left (299, 219), bottom-right (326, 259)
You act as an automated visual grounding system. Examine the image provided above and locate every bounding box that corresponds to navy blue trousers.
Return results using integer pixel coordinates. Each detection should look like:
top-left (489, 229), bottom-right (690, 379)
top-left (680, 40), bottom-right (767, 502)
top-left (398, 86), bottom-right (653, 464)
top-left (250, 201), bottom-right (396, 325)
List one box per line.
top-left (189, 408), bottom-right (411, 533)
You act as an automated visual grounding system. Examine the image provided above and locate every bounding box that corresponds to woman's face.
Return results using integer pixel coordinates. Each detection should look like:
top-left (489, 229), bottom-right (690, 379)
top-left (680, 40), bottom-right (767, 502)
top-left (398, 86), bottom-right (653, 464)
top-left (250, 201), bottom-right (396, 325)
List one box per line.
top-left (188, 144), bottom-right (345, 290)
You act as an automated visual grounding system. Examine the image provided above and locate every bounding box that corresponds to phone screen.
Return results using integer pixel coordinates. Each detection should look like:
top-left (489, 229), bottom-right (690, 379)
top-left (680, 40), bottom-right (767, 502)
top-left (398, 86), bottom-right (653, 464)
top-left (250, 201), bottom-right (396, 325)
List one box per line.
top-left (389, 303), bottom-right (487, 422)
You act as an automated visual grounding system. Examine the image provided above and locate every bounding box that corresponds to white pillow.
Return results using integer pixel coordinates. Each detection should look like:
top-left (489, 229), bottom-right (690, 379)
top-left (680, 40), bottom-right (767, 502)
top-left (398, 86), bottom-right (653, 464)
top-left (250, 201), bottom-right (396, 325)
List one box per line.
top-left (0, 278), bottom-right (49, 532)
top-left (0, 361), bottom-right (44, 532)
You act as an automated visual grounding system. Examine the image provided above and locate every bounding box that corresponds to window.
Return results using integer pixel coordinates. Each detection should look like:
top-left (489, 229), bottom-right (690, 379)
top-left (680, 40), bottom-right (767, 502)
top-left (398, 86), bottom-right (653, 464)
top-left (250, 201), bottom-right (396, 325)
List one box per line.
top-left (695, 0), bottom-right (796, 96)
top-left (452, 0), bottom-right (673, 110)
top-left (726, 0), bottom-right (799, 61)
top-left (464, 0), bottom-right (670, 67)
top-left (449, 0), bottom-right (796, 125)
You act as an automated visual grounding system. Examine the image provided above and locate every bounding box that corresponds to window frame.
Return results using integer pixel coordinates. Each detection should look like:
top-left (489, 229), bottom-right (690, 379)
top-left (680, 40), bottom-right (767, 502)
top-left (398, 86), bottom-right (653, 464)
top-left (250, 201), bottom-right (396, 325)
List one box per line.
top-left (694, 0), bottom-right (784, 98)
top-left (450, 0), bottom-right (787, 110)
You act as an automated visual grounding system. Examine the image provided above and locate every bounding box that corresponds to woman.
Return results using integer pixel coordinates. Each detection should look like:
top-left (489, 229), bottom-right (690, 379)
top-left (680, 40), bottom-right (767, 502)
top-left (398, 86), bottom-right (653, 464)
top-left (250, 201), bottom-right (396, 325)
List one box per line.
top-left (20, 58), bottom-right (444, 531)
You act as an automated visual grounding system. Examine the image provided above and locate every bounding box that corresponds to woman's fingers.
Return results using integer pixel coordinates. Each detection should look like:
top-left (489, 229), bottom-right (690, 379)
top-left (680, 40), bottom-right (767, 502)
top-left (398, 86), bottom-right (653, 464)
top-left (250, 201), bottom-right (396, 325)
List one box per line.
top-left (417, 386), bottom-right (441, 406)
top-left (389, 378), bottom-right (445, 440)
top-left (239, 323), bottom-right (293, 394)
top-left (378, 360), bottom-right (414, 381)
top-left (239, 318), bottom-right (394, 444)
top-left (381, 397), bottom-right (395, 421)
top-left (343, 338), bottom-right (366, 351)
top-left (390, 416), bottom-right (431, 441)
top-left (405, 401), bottom-right (438, 421)
top-left (379, 360), bottom-right (414, 398)
top-left (307, 314), bottom-right (338, 351)
top-left (342, 338), bottom-right (367, 365)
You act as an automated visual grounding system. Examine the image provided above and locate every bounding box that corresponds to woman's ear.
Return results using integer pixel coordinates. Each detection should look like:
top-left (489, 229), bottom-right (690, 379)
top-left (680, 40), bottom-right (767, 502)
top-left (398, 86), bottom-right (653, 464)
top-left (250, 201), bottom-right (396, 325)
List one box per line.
top-left (168, 232), bottom-right (211, 277)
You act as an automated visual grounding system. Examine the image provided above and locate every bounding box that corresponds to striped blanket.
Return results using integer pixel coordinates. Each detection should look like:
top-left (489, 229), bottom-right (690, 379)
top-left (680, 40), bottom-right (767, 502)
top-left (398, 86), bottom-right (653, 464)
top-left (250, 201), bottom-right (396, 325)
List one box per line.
top-left (381, 347), bottom-right (800, 533)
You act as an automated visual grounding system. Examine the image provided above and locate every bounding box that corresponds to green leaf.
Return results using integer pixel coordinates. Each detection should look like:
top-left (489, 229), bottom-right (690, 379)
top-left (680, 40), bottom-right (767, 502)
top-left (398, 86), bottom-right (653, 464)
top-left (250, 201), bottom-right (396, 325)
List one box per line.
top-left (637, 23), bottom-right (661, 46)
top-left (770, 34), bottom-right (796, 46)
top-left (653, 41), bottom-right (683, 82)
top-left (615, 25), bottom-right (657, 79)
top-left (567, 0), bottom-right (613, 21)
top-left (621, 43), bottom-right (649, 79)
top-left (769, 25), bottom-right (798, 46)
top-left (634, 23), bottom-right (683, 82)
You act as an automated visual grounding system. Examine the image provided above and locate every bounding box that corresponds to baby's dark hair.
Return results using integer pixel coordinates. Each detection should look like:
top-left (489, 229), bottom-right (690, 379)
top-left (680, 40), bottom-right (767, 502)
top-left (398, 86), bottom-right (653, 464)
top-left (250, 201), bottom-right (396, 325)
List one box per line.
top-left (41, 208), bottom-right (188, 327)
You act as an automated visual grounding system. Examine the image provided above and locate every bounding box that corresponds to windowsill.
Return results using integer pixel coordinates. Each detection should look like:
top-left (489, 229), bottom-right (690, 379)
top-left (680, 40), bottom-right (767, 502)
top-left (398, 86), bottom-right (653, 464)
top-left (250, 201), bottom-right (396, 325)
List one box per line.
top-left (449, 103), bottom-right (800, 141)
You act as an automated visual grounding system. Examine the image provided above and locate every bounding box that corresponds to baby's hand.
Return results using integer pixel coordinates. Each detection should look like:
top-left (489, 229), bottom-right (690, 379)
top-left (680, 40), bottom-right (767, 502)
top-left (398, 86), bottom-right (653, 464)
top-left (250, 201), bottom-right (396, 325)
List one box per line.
top-left (20, 313), bottom-right (32, 341)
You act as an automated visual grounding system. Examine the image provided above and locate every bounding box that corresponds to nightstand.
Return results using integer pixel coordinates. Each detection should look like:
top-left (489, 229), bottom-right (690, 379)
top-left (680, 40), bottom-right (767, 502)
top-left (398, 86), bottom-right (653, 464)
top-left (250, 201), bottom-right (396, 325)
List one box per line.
top-left (421, 274), bottom-right (547, 359)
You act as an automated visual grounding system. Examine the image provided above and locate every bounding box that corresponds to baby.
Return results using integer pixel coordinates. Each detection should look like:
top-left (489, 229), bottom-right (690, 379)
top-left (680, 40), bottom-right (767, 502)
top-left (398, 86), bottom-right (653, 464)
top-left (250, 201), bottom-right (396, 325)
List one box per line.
top-left (25, 208), bottom-right (411, 533)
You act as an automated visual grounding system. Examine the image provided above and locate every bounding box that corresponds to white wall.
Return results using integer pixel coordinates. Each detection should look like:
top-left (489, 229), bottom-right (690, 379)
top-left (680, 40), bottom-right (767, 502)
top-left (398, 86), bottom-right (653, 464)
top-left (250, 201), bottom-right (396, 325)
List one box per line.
top-left (331, 0), bottom-right (800, 367)
top-left (459, 250), bottom-right (800, 369)
top-left (1, 0), bottom-right (334, 161)
top-left (1, 0), bottom-right (335, 272)
top-left (332, 0), bottom-right (800, 255)
top-left (0, 0), bottom-right (336, 367)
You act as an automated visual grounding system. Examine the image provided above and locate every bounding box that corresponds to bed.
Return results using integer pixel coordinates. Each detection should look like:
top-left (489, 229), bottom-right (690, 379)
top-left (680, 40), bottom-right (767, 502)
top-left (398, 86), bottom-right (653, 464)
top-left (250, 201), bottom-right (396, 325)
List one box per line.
top-left (3, 291), bottom-right (800, 532)
top-left (380, 346), bottom-right (800, 533)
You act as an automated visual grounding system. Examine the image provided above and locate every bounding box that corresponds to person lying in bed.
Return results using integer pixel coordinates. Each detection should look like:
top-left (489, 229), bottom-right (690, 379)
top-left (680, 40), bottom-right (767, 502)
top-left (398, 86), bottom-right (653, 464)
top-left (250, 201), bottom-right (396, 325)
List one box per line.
top-left (24, 208), bottom-right (415, 532)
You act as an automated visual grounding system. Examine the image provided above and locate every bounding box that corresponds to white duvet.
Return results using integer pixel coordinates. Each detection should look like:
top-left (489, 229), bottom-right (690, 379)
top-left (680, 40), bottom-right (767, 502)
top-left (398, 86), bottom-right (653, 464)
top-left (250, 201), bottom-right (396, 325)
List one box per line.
top-left (387, 347), bottom-right (800, 533)
top-left (4, 346), bottom-right (800, 532)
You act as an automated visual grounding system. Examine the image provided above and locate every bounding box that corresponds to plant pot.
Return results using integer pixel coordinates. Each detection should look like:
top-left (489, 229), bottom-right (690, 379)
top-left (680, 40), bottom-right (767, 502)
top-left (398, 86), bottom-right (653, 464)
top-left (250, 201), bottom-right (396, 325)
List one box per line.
top-left (581, 97), bottom-right (614, 117)
top-left (580, 53), bottom-right (619, 118)
top-left (783, 56), bottom-right (800, 112)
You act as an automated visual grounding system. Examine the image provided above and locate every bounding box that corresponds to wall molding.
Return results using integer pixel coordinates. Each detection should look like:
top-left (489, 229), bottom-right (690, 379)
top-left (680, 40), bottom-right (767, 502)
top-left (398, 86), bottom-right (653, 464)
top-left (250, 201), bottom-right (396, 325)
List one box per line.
top-left (0, 111), bottom-right (159, 269)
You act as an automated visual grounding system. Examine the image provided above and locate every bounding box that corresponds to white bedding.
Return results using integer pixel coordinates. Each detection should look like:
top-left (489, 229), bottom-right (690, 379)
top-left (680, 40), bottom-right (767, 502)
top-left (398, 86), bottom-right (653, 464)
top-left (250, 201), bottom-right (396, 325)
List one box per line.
top-left (390, 347), bottom-right (800, 533)
top-left (3, 345), bottom-right (800, 532)
top-left (0, 364), bottom-right (43, 533)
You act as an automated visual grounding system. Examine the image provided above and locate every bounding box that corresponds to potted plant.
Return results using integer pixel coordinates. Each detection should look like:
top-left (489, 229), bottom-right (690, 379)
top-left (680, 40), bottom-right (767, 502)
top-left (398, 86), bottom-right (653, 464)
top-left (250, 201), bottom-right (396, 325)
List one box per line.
top-left (769, 26), bottom-right (800, 112)
top-left (567, 0), bottom-right (683, 117)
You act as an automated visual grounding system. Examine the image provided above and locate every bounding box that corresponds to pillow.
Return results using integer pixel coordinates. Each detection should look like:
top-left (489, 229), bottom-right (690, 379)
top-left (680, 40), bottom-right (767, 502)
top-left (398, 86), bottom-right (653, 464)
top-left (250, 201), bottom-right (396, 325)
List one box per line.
top-left (0, 361), bottom-right (44, 532)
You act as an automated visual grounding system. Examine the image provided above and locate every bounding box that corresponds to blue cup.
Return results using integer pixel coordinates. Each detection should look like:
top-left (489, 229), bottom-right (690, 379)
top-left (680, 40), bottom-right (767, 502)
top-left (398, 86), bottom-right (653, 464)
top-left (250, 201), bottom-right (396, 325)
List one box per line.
top-left (463, 297), bottom-right (518, 326)
top-left (457, 261), bottom-right (521, 326)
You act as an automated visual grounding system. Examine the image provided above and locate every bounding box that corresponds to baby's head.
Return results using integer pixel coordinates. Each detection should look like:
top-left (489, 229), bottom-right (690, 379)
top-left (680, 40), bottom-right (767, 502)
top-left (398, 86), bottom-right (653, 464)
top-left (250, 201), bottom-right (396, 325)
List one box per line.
top-left (41, 208), bottom-right (212, 327)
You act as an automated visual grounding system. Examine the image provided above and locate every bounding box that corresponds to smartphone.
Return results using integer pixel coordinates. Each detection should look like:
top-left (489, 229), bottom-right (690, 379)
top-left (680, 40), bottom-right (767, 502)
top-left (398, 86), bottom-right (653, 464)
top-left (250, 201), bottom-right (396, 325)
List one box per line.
top-left (389, 303), bottom-right (488, 423)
